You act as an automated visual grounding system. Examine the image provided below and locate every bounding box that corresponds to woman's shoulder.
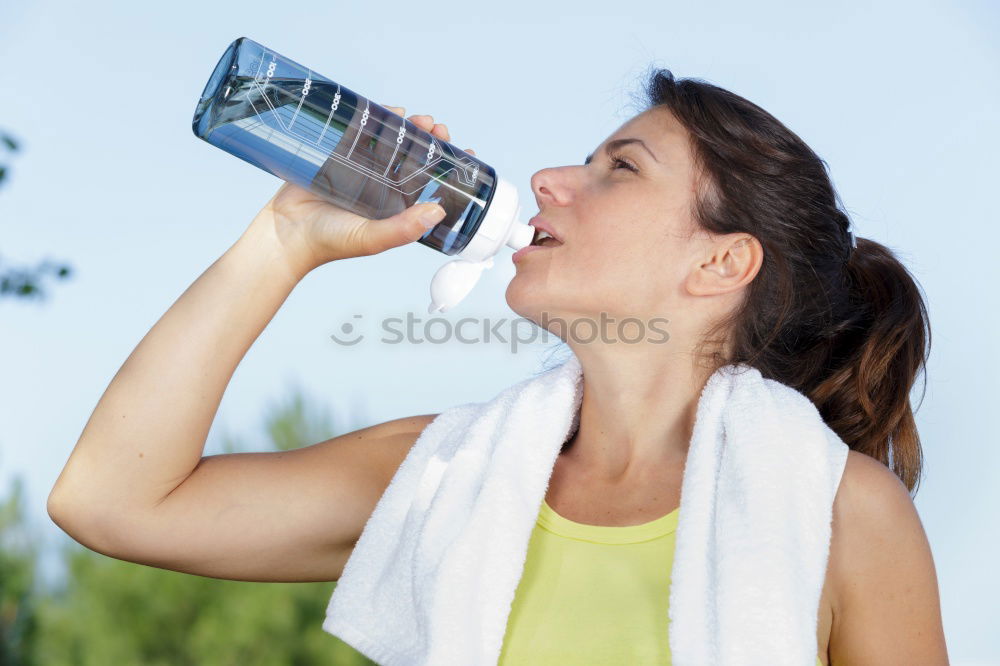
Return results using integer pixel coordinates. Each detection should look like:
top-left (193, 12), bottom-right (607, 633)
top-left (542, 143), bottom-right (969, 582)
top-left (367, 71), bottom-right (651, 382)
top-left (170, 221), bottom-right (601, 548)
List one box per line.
top-left (826, 450), bottom-right (948, 662)
top-left (832, 450), bottom-right (917, 536)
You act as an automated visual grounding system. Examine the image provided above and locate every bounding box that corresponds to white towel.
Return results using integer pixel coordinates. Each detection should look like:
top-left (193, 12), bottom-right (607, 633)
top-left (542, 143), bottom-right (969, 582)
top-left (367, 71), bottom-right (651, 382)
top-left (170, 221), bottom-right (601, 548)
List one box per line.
top-left (323, 351), bottom-right (849, 665)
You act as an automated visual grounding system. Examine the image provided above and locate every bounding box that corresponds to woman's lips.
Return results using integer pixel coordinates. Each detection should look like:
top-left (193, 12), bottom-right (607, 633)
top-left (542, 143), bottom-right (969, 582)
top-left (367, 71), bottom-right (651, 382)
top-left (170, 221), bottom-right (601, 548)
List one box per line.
top-left (528, 216), bottom-right (563, 244)
top-left (512, 243), bottom-right (558, 262)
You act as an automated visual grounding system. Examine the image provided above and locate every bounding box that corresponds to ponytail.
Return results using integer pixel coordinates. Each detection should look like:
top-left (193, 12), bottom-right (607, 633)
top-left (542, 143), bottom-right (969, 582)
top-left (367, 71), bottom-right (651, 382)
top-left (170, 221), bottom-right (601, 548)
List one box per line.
top-left (810, 237), bottom-right (931, 494)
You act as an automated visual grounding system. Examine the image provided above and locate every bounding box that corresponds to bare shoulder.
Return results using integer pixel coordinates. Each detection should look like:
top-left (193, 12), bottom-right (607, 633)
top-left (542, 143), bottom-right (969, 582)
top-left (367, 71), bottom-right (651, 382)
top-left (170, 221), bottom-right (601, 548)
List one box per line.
top-left (827, 450), bottom-right (950, 664)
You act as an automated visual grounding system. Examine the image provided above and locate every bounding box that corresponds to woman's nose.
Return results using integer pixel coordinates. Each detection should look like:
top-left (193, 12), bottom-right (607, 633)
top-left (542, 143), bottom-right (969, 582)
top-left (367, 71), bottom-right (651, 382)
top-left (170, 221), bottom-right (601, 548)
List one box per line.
top-left (530, 167), bottom-right (575, 207)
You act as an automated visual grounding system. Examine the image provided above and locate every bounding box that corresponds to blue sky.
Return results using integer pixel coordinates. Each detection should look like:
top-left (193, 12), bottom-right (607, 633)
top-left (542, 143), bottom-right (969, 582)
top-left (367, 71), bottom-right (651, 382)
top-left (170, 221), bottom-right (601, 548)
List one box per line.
top-left (1, 0), bottom-right (997, 662)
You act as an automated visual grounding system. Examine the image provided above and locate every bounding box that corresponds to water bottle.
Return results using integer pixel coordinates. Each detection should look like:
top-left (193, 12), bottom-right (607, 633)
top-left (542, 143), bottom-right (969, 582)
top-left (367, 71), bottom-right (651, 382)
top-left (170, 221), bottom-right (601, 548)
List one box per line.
top-left (192, 36), bottom-right (534, 313)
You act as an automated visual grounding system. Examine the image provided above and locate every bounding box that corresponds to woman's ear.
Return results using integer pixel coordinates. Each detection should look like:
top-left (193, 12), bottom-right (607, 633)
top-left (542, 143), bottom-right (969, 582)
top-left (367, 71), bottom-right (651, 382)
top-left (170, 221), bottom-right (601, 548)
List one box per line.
top-left (686, 235), bottom-right (762, 296)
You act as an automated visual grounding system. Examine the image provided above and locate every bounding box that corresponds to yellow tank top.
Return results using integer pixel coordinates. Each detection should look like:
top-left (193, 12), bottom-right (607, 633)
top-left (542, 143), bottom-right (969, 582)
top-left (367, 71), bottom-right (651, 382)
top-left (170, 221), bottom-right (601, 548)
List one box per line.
top-left (498, 499), bottom-right (824, 665)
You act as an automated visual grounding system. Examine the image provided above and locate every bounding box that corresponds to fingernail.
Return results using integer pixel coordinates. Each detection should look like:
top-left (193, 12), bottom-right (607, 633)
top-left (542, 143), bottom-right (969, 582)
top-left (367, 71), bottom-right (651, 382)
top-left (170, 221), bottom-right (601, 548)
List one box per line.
top-left (419, 204), bottom-right (446, 228)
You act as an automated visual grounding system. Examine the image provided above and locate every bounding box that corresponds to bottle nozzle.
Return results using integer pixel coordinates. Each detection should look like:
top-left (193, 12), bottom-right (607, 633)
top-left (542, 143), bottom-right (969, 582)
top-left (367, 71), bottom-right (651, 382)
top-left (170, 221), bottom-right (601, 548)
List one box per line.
top-left (505, 220), bottom-right (534, 251)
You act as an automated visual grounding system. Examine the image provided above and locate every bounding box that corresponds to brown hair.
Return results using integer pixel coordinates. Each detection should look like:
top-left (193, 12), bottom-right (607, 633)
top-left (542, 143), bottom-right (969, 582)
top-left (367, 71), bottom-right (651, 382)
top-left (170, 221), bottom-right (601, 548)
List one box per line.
top-left (635, 68), bottom-right (932, 494)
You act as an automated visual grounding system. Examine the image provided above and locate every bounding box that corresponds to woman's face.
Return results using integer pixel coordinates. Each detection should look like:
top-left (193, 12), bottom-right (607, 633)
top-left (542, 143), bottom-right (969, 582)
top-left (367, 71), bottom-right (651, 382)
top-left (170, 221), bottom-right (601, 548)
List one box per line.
top-left (506, 107), bottom-right (704, 335)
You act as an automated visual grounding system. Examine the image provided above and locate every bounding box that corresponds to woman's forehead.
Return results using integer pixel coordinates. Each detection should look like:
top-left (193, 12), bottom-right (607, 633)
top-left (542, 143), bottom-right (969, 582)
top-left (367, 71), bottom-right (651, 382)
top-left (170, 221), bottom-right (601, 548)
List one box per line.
top-left (607, 108), bottom-right (691, 164)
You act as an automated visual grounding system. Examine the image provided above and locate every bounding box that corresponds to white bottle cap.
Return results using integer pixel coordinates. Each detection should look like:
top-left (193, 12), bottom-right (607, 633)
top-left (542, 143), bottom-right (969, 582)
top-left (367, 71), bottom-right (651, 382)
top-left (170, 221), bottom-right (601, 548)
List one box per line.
top-left (427, 177), bottom-right (534, 313)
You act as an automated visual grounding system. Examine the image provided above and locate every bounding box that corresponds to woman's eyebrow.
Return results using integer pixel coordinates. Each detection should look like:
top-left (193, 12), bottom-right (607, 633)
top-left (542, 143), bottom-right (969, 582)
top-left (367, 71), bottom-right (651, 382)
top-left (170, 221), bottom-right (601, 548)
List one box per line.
top-left (585, 138), bottom-right (660, 165)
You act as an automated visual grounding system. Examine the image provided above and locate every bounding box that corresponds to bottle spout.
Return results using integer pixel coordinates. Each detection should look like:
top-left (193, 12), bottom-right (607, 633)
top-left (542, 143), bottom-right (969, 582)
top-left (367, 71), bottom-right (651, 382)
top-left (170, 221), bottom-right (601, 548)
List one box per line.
top-left (505, 220), bottom-right (535, 251)
top-left (454, 177), bottom-right (531, 262)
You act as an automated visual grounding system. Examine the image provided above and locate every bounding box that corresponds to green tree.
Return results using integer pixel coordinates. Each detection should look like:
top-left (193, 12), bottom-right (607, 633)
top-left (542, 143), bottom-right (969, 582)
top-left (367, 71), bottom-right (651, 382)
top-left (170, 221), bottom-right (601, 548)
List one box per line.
top-left (0, 474), bottom-right (41, 666)
top-left (29, 386), bottom-right (375, 665)
top-left (0, 129), bottom-right (73, 300)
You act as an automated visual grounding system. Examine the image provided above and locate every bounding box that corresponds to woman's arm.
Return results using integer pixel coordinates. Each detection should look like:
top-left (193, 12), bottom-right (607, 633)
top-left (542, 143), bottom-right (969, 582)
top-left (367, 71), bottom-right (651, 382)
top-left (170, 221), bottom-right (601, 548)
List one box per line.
top-left (828, 450), bottom-right (950, 664)
top-left (45, 208), bottom-right (441, 582)
top-left (47, 214), bottom-right (313, 519)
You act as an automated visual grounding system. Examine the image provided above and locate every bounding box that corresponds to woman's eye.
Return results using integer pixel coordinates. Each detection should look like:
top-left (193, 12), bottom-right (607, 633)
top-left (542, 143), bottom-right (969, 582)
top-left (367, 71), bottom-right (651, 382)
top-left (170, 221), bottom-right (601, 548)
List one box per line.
top-left (608, 154), bottom-right (638, 173)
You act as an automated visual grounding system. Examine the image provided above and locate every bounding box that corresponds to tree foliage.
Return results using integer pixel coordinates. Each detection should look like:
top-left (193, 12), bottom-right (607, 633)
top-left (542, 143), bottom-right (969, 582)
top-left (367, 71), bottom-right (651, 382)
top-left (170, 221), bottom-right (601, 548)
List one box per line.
top-left (0, 129), bottom-right (74, 301)
top-left (0, 387), bottom-right (374, 665)
top-left (0, 476), bottom-right (40, 666)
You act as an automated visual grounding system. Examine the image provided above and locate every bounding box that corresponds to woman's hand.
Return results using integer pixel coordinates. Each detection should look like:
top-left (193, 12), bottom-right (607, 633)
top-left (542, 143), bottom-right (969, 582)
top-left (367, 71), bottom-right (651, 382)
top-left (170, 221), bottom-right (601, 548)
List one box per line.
top-left (250, 106), bottom-right (478, 274)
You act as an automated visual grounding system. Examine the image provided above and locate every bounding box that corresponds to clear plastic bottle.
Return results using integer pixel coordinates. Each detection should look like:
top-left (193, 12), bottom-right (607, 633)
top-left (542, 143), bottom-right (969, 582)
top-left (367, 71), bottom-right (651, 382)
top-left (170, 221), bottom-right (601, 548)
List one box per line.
top-left (192, 37), bottom-right (534, 312)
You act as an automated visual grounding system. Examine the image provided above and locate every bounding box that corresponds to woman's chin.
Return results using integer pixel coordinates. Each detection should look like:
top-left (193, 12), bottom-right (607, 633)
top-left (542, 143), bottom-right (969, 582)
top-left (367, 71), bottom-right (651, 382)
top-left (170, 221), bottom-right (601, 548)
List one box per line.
top-left (505, 281), bottom-right (549, 321)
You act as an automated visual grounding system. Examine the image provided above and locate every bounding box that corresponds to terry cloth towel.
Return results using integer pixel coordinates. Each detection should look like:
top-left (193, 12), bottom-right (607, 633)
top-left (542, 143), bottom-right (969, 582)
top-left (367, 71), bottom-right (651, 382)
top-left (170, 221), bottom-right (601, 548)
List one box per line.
top-left (323, 351), bottom-right (849, 665)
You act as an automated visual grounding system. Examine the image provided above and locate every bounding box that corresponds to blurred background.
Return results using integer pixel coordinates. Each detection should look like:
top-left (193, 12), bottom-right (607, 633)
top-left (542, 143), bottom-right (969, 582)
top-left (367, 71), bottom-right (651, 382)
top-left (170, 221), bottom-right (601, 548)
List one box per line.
top-left (1, 0), bottom-right (997, 663)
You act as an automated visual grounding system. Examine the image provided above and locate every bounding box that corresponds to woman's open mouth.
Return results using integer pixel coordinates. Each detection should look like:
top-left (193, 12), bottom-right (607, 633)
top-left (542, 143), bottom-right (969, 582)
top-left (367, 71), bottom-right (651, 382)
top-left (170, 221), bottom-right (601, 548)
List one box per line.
top-left (513, 222), bottom-right (564, 262)
top-left (530, 227), bottom-right (563, 247)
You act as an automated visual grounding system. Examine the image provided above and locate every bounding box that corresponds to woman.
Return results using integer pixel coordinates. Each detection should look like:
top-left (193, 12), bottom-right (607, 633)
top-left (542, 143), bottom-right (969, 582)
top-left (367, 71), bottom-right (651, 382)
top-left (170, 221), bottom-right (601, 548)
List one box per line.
top-left (48, 68), bottom-right (948, 664)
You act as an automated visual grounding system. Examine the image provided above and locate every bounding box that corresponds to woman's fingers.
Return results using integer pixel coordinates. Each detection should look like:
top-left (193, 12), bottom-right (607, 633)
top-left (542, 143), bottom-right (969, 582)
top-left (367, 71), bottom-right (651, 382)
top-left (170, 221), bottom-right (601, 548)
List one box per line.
top-left (382, 107), bottom-right (471, 152)
top-left (408, 115), bottom-right (450, 142)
